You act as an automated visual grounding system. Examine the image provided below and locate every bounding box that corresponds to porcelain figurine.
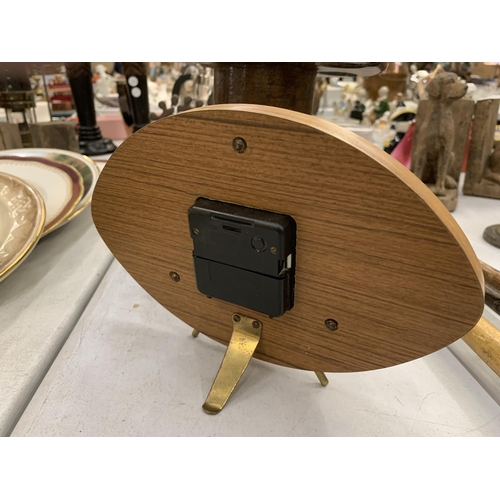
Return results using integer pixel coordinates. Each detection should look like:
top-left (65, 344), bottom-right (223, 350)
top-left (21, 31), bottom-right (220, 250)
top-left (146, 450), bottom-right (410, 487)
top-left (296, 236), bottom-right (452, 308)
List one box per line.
top-left (350, 100), bottom-right (365, 122)
top-left (384, 107), bottom-right (417, 154)
top-left (157, 79), bottom-right (170, 108)
top-left (147, 79), bottom-right (159, 104)
top-left (94, 64), bottom-right (114, 98)
top-left (372, 110), bottom-right (392, 148)
top-left (374, 86), bottom-right (390, 120)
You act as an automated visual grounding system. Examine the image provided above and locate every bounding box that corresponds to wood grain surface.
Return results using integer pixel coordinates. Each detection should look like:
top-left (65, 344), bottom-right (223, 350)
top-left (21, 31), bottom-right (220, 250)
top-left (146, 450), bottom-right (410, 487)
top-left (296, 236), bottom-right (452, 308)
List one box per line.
top-left (92, 104), bottom-right (484, 372)
top-left (211, 63), bottom-right (317, 114)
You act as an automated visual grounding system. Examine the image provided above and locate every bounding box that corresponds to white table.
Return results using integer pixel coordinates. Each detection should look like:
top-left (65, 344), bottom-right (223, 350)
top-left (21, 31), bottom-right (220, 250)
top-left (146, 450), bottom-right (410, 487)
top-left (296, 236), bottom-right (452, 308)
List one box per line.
top-left (0, 209), bottom-right (113, 436)
top-left (11, 187), bottom-right (500, 436)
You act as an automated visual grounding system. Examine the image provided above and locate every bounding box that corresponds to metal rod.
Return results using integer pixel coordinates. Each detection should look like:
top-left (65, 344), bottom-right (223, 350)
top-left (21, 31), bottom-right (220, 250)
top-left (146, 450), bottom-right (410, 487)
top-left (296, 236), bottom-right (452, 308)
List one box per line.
top-left (314, 371), bottom-right (329, 387)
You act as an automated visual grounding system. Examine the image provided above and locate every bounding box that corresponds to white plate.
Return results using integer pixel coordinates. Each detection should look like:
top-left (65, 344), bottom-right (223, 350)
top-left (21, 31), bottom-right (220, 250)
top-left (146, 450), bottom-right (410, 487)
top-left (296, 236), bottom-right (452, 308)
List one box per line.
top-left (0, 148), bottom-right (100, 209)
top-left (0, 172), bottom-right (46, 281)
top-left (0, 155), bottom-right (84, 234)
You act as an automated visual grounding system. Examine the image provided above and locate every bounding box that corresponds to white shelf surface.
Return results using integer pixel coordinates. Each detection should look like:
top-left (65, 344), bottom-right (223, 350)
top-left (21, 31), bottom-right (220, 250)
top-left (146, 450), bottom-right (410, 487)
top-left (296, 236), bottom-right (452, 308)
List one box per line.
top-left (0, 209), bottom-right (113, 436)
top-left (11, 182), bottom-right (500, 436)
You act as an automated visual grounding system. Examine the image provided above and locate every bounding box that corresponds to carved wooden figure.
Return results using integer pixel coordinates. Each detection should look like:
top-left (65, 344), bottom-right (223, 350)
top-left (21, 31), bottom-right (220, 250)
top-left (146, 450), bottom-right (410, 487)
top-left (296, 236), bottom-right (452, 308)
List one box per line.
top-left (463, 98), bottom-right (500, 199)
top-left (411, 72), bottom-right (468, 211)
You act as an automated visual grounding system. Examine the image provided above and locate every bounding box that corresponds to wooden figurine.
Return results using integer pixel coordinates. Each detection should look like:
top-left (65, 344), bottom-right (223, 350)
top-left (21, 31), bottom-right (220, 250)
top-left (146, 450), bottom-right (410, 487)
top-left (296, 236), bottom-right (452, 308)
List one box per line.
top-left (463, 98), bottom-right (500, 199)
top-left (487, 142), bottom-right (500, 185)
top-left (411, 72), bottom-right (469, 211)
top-left (483, 224), bottom-right (500, 249)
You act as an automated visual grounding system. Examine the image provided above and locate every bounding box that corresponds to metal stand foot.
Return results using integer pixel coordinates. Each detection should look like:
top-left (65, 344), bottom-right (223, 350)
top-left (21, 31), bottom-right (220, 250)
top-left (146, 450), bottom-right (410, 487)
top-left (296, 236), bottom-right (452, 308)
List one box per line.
top-left (192, 329), bottom-right (200, 338)
top-left (315, 371), bottom-right (329, 386)
top-left (202, 314), bottom-right (262, 414)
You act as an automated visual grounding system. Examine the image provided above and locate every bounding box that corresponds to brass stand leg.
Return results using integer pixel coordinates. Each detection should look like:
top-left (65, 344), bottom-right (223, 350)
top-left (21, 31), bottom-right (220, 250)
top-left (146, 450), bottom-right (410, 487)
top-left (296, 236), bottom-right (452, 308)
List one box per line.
top-left (315, 371), bottom-right (329, 387)
top-left (202, 314), bottom-right (262, 414)
top-left (192, 329), bottom-right (200, 338)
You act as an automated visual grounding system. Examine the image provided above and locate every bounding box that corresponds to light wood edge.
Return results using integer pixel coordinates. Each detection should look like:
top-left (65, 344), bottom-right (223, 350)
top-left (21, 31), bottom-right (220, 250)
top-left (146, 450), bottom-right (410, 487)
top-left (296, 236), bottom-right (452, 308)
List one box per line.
top-left (463, 316), bottom-right (500, 377)
top-left (181, 103), bottom-right (485, 298)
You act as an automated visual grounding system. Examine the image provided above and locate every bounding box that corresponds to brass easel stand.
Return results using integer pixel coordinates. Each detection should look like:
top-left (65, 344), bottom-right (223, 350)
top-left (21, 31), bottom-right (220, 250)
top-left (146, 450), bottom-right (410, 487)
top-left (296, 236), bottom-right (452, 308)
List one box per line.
top-left (192, 314), bottom-right (329, 414)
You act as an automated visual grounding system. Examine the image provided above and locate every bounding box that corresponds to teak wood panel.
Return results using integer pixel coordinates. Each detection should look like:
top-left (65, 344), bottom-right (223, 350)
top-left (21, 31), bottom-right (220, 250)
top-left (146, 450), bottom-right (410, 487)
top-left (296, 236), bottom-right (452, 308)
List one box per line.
top-left (92, 104), bottom-right (484, 373)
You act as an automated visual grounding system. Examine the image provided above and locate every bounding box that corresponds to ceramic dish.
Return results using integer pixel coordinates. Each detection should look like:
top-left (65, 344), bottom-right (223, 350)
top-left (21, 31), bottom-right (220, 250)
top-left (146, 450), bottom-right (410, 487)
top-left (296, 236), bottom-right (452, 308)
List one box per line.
top-left (0, 149), bottom-right (101, 227)
top-left (0, 155), bottom-right (84, 235)
top-left (0, 172), bottom-right (46, 281)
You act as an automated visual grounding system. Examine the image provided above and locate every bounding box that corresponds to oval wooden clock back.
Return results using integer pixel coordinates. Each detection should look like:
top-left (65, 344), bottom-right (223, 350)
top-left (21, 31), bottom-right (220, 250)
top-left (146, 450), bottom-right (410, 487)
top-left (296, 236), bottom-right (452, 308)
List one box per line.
top-left (92, 104), bottom-right (484, 373)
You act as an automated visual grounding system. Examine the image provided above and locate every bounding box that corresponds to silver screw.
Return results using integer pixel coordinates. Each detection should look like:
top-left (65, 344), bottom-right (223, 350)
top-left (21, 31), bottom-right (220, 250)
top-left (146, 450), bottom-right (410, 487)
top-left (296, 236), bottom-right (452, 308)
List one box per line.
top-left (169, 272), bottom-right (180, 282)
top-left (233, 314), bottom-right (241, 322)
top-left (270, 246), bottom-right (277, 254)
top-left (252, 321), bottom-right (260, 329)
top-left (192, 228), bottom-right (200, 236)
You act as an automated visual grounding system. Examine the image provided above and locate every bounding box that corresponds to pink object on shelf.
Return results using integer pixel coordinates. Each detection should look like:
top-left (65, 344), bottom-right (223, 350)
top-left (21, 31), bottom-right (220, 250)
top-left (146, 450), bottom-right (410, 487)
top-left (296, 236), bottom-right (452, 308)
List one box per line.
top-left (96, 113), bottom-right (132, 141)
top-left (390, 121), bottom-right (415, 169)
top-left (390, 121), bottom-right (473, 173)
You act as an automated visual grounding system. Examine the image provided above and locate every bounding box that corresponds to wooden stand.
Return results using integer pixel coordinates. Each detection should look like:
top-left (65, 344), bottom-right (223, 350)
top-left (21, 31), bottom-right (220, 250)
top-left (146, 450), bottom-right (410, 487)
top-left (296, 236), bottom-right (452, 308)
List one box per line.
top-left (192, 316), bottom-right (328, 414)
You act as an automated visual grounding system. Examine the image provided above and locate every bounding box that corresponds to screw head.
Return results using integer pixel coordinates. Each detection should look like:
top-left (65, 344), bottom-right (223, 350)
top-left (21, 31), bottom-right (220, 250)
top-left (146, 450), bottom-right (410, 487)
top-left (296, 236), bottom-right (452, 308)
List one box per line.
top-left (270, 246), bottom-right (277, 254)
top-left (324, 318), bottom-right (338, 331)
top-left (169, 271), bottom-right (180, 282)
top-left (192, 228), bottom-right (200, 236)
top-left (252, 320), bottom-right (260, 329)
top-left (233, 314), bottom-right (241, 323)
top-left (232, 137), bottom-right (247, 154)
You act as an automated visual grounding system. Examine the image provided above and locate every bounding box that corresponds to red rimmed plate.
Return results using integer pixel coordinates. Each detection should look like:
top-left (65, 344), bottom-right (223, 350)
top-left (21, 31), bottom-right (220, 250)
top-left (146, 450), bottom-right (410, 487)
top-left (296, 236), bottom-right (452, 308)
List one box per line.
top-left (0, 155), bottom-right (84, 235)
